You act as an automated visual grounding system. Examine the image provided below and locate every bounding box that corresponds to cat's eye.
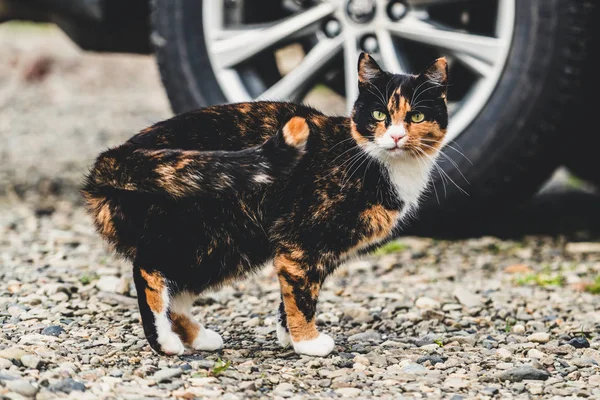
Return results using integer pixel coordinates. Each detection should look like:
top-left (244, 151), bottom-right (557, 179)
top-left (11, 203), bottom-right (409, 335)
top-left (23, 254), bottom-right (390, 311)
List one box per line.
top-left (410, 112), bottom-right (425, 123)
top-left (372, 110), bottom-right (386, 121)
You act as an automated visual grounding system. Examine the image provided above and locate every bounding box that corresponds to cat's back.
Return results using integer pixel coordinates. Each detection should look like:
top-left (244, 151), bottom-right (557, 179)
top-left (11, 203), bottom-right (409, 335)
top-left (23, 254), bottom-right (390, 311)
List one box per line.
top-left (127, 101), bottom-right (322, 152)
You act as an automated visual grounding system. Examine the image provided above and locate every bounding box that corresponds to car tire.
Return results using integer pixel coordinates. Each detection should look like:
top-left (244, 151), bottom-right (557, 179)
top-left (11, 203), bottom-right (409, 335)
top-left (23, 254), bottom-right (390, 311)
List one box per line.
top-left (151, 0), bottom-right (593, 237)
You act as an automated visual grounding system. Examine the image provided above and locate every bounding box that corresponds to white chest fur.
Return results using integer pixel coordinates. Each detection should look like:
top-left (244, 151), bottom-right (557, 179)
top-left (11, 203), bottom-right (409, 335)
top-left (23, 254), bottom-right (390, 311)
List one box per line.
top-left (385, 156), bottom-right (435, 220)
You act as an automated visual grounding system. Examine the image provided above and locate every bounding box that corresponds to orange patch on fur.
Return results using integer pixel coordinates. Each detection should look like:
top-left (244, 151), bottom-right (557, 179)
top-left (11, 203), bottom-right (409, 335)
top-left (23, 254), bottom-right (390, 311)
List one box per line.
top-left (140, 270), bottom-right (165, 313)
top-left (84, 194), bottom-right (116, 241)
top-left (310, 114), bottom-right (327, 129)
top-left (282, 117), bottom-right (310, 147)
top-left (389, 94), bottom-right (411, 126)
top-left (171, 312), bottom-right (200, 345)
top-left (350, 121), bottom-right (369, 144)
top-left (139, 127), bottom-right (154, 135)
top-left (343, 205), bottom-right (400, 256)
top-left (410, 121), bottom-right (446, 155)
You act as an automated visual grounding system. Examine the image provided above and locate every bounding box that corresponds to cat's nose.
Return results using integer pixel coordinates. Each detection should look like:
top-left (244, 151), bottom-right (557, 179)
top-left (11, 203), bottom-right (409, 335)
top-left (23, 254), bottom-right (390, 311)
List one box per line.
top-left (390, 131), bottom-right (406, 143)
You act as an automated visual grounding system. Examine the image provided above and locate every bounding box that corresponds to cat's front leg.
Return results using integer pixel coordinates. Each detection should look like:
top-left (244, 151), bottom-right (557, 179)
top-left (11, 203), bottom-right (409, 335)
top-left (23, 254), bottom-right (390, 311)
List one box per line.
top-left (274, 253), bottom-right (335, 357)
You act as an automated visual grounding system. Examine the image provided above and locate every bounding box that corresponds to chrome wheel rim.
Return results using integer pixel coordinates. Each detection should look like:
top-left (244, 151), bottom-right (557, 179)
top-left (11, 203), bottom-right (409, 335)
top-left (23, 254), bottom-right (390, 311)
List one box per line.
top-left (203, 0), bottom-right (515, 143)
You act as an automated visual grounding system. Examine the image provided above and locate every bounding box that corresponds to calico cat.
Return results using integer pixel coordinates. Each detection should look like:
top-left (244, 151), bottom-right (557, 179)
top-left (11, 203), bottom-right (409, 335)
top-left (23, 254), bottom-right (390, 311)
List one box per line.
top-left (82, 53), bottom-right (449, 357)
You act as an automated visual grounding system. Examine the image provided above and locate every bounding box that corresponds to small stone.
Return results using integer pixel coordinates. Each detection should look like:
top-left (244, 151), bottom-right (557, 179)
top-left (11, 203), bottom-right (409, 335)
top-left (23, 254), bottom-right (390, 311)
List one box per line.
top-left (243, 317), bottom-right (260, 327)
top-left (504, 264), bottom-right (533, 274)
top-left (273, 382), bottom-right (295, 397)
top-left (352, 355), bottom-right (370, 366)
top-left (416, 355), bottom-right (445, 365)
top-left (497, 366), bottom-right (550, 382)
top-left (152, 368), bottom-right (183, 382)
top-left (109, 369), bottom-right (124, 377)
top-left (566, 337), bottom-right (590, 349)
top-left (496, 348), bottom-right (512, 361)
top-left (572, 358), bottom-right (597, 368)
top-left (481, 386), bottom-right (499, 396)
top-left (0, 358), bottom-right (12, 369)
top-left (41, 326), bottom-right (65, 337)
top-left (20, 355), bottom-right (41, 369)
top-left (527, 332), bottom-right (550, 343)
top-left (335, 387), bottom-right (362, 397)
top-left (512, 324), bottom-right (526, 334)
top-left (7, 380), bottom-right (38, 397)
top-left (413, 334), bottom-right (440, 347)
top-left (527, 349), bottom-right (545, 359)
top-left (566, 242), bottom-right (600, 254)
top-left (0, 348), bottom-right (27, 361)
top-left (95, 276), bottom-right (121, 293)
top-left (452, 288), bottom-right (483, 308)
top-left (48, 378), bottom-right (86, 393)
top-left (444, 377), bottom-right (469, 389)
top-left (400, 362), bottom-right (428, 375)
top-left (589, 375), bottom-right (600, 386)
top-left (343, 306), bottom-right (373, 324)
top-left (415, 297), bottom-right (440, 310)
top-left (347, 330), bottom-right (381, 343)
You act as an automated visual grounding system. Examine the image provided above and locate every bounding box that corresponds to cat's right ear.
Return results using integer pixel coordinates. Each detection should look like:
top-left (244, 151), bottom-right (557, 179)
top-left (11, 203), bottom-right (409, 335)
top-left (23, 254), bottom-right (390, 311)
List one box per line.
top-left (358, 52), bottom-right (383, 83)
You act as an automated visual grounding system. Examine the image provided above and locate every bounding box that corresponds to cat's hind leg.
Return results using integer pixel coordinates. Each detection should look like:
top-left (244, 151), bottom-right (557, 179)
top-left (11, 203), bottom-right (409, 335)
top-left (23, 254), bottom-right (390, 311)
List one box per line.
top-left (132, 265), bottom-right (185, 355)
top-left (170, 291), bottom-right (223, 351)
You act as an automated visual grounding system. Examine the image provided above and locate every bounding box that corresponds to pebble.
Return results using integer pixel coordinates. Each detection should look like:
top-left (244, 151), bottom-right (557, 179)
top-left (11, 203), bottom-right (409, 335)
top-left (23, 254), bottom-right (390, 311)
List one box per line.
top-left (527, 349), bottom-right (545, 359)
top-left (452, 288), bottom-right (483, 308)
top-left (48, 378), bottom-right (86, 393)
top-left (273, 382), bottom-right (295, 397)
top-left (0, 358), bottom-right (13, 369)
top-left (497, 366), bottom-right (550, 382)
top-left (335, 387), bottom-right (362, 397)
top-left (0, 348), bottom-right (27, 361)
top-left (20, 355), bottom-right (41, 369)
top-left (415, 297), bottom-right (440, 310)
top-left (41, 326), bottom-right (65, 336)
top-left (152, 368), bottom-right (183, 382)
top-left (512, 324), bottom-right (526, 334)
top-left (95, 276), bottom-right (121, 293)
top-left (527, 332), bottom-right (550, 343)
top-left (496, 348), bottom-right (512, 361)
top-left (6, 380), bottom-right (38, 397)
top-left (347, 330), bottom-right (381, 343)
top-left (566, 337), bottom-right (590, 348)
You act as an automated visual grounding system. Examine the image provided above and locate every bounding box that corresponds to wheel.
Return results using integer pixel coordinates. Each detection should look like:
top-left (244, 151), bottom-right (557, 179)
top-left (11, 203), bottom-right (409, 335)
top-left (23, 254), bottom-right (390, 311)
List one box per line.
top-left (151, 0), bottom-right (592, 236)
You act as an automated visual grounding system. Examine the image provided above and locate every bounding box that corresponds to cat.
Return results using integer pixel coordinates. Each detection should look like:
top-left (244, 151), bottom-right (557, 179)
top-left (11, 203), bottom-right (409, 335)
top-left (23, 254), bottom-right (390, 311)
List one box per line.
top-left (82, 53), bottom-right (448, 357)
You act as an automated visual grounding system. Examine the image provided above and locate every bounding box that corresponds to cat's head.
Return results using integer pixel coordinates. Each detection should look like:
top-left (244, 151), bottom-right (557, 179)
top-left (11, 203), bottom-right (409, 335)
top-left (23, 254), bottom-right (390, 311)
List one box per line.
top-left (351, 53), bottom-right (448, 162)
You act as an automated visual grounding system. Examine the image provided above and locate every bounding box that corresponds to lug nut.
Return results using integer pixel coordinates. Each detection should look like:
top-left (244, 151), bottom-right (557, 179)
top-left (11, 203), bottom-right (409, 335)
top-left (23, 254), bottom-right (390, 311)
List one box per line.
top-left (387, 1), bottom-right (407, 21)
top-left (323, 18), bottom-right (342, 38)
top-left (362, 35), bottom-right (379, 53)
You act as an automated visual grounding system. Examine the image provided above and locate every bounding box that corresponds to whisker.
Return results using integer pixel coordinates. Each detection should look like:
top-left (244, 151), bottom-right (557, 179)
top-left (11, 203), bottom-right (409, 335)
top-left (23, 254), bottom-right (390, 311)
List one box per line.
top-left (419, 142), bottom-right (470, 184)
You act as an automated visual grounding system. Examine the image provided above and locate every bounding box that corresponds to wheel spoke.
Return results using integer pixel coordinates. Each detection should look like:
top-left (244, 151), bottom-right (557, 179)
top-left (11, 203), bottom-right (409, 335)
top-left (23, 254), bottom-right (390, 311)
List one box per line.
top-left (210, 3), bottom-right (335, 69)
top-left (258, 36), bottom-right (344, 101)
top-left (344, 36), bottom-right (360, 113)
top-left (387, 16), bottom-right (501, 65)
top-left (454, 53), bottom-right (493, 77)
top-left (375, 30), bottom-right (408, 74)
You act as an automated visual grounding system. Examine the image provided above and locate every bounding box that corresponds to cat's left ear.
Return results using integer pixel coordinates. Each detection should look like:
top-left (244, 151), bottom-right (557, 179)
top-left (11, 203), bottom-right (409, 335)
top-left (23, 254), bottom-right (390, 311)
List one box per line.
top-left (358, 52), bottom-right (384, 83)
top-left (418, 57), bottom-right (448, 98)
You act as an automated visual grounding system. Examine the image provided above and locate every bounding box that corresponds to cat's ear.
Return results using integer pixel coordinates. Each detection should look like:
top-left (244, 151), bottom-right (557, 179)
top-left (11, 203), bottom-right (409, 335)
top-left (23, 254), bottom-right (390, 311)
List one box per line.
top-left (358, 52), bottom-right (384, 83)
top-left (418, 57), bottom-right (448, 97)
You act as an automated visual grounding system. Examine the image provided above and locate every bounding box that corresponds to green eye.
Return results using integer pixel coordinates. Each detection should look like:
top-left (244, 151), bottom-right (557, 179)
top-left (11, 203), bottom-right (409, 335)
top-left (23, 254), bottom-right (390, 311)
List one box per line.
top-left (372, 110), bottom-right (386, 121)
top-left (411, 112), bottom-right (425, 123)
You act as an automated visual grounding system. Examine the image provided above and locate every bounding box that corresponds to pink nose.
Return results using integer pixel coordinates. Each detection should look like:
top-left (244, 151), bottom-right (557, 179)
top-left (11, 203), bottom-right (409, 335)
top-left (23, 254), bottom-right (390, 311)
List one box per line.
top-left (390, 132), bottom-right (406, 143)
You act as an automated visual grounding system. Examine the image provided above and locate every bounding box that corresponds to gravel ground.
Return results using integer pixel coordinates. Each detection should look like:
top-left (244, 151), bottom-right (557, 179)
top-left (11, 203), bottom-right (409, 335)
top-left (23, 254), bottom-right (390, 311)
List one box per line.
top-left (1, 196), bottom-right (600, 399)
top-left (1, 23), bottom-right (600, 400)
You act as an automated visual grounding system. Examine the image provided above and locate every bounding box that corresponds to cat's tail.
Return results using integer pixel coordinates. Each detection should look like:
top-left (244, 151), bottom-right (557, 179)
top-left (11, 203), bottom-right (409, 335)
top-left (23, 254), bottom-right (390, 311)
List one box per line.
top-left (83, 116), bottom-right (310, 200)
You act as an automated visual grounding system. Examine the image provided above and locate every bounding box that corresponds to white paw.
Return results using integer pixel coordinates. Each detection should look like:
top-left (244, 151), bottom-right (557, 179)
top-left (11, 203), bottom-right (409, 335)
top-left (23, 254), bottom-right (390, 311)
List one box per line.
top-left (277, 323), bottom-right (291, 348)
top-left (158, 333), bottom-right (185, 355)
top-left (192, 328), bottom-right (223, 351)
top-left (292, 333), bottom-right (335, 357)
